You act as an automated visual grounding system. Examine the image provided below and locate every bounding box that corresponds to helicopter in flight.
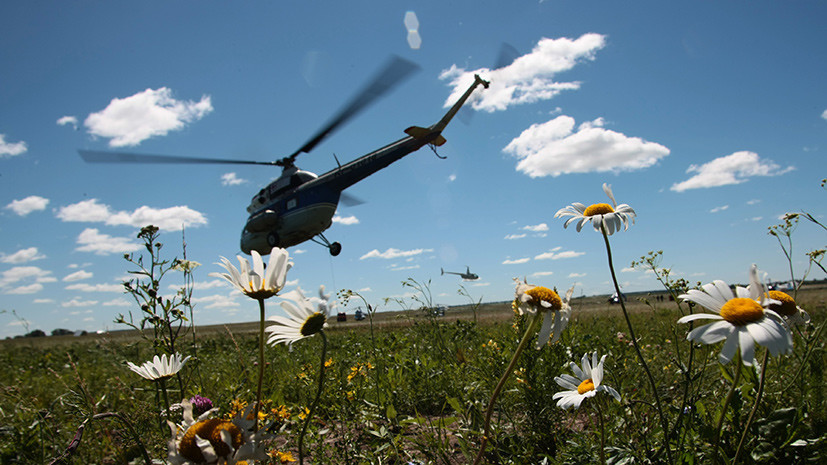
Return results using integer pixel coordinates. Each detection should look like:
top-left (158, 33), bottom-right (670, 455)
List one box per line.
top-left (80, 57), bottom-right (489, 256)
top-left (441, 266), bottom-right (479, 281)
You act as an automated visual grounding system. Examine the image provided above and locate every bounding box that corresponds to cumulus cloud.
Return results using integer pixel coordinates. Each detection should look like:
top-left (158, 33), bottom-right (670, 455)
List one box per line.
top-left (57, 198), bottom-right (207, 231)
top-left (522, 223), bottom-right (549, 232)
top-left (62, 298), bottom-right (98, 308)
top-left (504, 116), bottom-right (670, 178)
top-left (5, 195), bottom-right (49, 216)
top-left (822, 108), bottom-right (827, 120)
top-left (360, 247), bottom-right (432, 260)
top-left (504, 233), bottom-right (526, 240)
top-left (57, 116), bottom-right (79, 130)
top-left (333, 215), bottom-right (360, 225)
top-left (75, 228), bottom-right (141, 255)
top-left (84, 87), bottom-right (213, 147)
top-left (671, 151), bottom-right (794, 192)
top-left (568, 272), bottom-right (586, 278)
top-left (531, 271), bottom-right (555, 277)
top-left (440, 34), bottom-right (606, 112)
top-left (63, 270), bottom-right (93, 282)
top-left (1, 247), bottom-right (45, 264)
top-left (710, 205), bottom-right (729, 213)
top-left (221, 172), bottom-right (247, 186)
top-left (0, 134), bottom-right (27, 158)
top-left (64, 282), bottom-right (123, 292)
top-left (535, 249), bottom-right (585, 260)
top-left (1, 266), bottom-right (55, 294)
top-left (502, 258), bottom-right (530, 265)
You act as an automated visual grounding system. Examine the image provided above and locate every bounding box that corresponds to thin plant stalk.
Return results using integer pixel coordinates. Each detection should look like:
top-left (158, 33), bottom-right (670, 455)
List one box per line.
top-left (473, 312), bottom-right (542, 465)
top-left (733, 350), bottom-right (770, 463)
top-left (595, 398), bottom-right (607, 465)
top-left (713, 356), bottom-right (742, 465)
top-left (600, 225), bottom-right (672, 462)
top-left (299, 330), bottom-right (328, 465)
top-left (254, 298), bottom-right (266, 430)
top-left (158, 378), bottom-right (171, 434)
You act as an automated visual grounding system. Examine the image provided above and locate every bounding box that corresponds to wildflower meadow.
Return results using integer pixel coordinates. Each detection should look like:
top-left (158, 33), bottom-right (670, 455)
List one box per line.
top-left (1, 183), bottom-right (825, 464)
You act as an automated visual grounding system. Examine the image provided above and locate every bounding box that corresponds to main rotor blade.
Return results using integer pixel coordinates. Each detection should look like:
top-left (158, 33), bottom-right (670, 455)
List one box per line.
top-left (79, 150), bottom-right (280, 166)
top-left (290, 55), bottom-right (420, 159)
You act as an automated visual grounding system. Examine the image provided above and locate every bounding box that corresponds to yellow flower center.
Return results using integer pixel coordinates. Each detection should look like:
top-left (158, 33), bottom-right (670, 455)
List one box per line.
top-left (767, 290), bottom-right (797, 317)
top-left (719, 297), bottom-right (764, 326)
top-left (583, 203), bottom-right (615, 217)
top-left (577, 378), bottom-right (595, 395)
top-left (178, 419), bottom-right (243, 462)
top-left (300, 312), bottom-right (326, 336)
top-left (526, 286), bottom-right (563, 311)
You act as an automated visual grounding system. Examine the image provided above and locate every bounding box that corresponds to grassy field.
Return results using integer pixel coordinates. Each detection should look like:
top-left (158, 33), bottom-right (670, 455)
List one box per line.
top-left (1, 281), bottom-right (825, 464)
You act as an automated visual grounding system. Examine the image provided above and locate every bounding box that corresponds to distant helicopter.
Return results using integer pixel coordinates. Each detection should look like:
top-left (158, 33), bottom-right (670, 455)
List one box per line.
top-left (80, 57), bottom-right (489, 256)
top-left (441, 266), bottom-right (479, 281)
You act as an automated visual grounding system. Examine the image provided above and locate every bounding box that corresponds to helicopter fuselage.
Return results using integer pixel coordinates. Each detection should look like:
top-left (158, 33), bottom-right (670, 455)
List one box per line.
top-left (241, 74), bottom-right (490, 256)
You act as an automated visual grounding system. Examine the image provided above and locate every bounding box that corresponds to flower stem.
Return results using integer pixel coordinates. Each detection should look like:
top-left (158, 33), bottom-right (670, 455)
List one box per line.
top-left (596, 399), bottom-right (607, 465)
top-left (733, 350), bottom-right (769, 463)
top-left (600, 226), bottom-right (672, 463)
top-left (713, 356), bottom-right (742, 465)
top-left (299, 330), bottom-right (328, 465)
top-left (473, 312), bottom-right (542, 465)
top-left (254, 298), bottom-right (266, 430)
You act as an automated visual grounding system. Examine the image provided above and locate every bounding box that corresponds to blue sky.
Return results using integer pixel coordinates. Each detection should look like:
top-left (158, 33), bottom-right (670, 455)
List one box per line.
top-left (1, 1), bottom-right (825, 338)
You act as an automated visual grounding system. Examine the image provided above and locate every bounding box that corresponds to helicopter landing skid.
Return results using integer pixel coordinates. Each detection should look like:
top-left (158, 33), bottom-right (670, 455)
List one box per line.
top-left (311, 233), bottom-right (342, 256)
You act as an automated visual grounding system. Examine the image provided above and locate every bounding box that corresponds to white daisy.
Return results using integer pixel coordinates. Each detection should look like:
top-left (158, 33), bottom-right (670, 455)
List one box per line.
top-left (513, 279), bottom-right (575, 349)
top-left (127, 353), bottom-right (190, 381)
top-left (677, 265), bottom-right (793, 366)
top-left (265, 286), bottom-right (329, 346)
top-left (211, 247), bottom-right (292, 300)
top-left (167, 398), bottom-right (271, 465)
top-left (553, 351), bottom-right (621, 410)
top-left (767, 290), bottom-right (810, 327)
top-left (554, 183), bottom-right (636, 235)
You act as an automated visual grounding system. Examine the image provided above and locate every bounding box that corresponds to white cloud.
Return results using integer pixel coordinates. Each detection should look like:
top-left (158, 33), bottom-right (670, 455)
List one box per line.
top-left (102, 298), bottom-right (130, 307)
top-left (64, 282), bottom-right (123, 293)
top-left (568, 272), bottom-right (586, 278)
top-left (62, 298), bottom-right (98, 308)
top-left (390, 264), bottom-right (420, 271)
top-left (502, 258), bottom-right (531, 265)
top-left (504, 233), bottom-right (526, 240)
top-left (57, 116), bottom-right (79, 129)
top-left (75, 228), bottom-right (141, 255)
top-left (448, 174), bottom-right (457, 182)
top-left (5, 283), bottom-right (44, 294)
top-left (531, 271), bottom-right (555, 277)
top-left (671, 151), bottom-right (794, 192)
top-left (746, 199), bottom-right (761, 205)
top-left (333, 215), bottom-right (360, 225)
top-left (63, 270), bottom-right (93, 282)
top-left (5, 195), bottom-right (49, 216)
top-left (822, 108), bottom-right (827, 120)
top-left (221, 172), bottom-right (247, 186)
top-left (191, 294), bottom-right (241, 309)
top-left (84, 87), bottom-right (213, 147)
top-left (440, 34), bottom-right (606, 112)
top-left (359, 247), bottom-right (432, 260)
top-left (710, 205), bottom-right (729, 213)
top-left (0, 266), bottom-right (55, 288)
top-left (504, 116), bottom-right (670, 178)
top-left (57, 199), bottom-right (207, 231)
top-left (522, 223), bottom-right (548, 232)
top-left (535, 249), bottom-right (585, 260)
top-left (1, 247), bottom-right (45, 264)
top-left (0, 134), bottom-right (27, 157)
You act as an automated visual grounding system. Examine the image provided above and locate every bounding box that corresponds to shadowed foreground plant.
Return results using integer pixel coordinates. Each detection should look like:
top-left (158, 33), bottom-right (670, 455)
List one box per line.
top-left (473, 280), bottom-right (568, 465)
top-left (212, 246), bottom-right (292, 429)
top-left (553, 351), bottom-right (621, 465)
top-left (555, 183), bottom-right (672, 463)
top-left (266, 286), bottom-right (332, 465)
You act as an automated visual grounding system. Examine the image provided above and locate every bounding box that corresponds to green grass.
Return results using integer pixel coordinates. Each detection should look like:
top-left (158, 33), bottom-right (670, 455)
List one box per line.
top-left (1, 286), bottom-right (825, 464)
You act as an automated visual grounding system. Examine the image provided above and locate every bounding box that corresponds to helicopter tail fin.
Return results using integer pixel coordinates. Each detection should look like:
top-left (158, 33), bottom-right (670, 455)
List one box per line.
top-left (441, 267), bottom-right (444, 276)
top-left (405, 126), bottom-right (447, 146)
